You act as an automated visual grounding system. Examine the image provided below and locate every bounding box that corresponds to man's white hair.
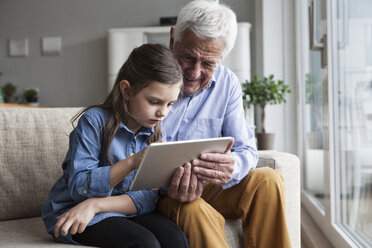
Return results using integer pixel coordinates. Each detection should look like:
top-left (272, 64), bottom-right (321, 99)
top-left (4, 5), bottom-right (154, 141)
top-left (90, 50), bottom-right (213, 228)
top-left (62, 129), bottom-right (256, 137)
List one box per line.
top-left (173, 0), bottom-right (237, 59)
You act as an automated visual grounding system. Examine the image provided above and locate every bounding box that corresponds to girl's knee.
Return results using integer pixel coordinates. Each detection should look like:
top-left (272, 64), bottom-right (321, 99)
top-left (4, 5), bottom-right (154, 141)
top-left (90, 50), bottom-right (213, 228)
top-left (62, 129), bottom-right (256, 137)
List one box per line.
top-left (162, 226), bottom-right (189, 248)
top-left (138, 232), bottom-right (161, 248)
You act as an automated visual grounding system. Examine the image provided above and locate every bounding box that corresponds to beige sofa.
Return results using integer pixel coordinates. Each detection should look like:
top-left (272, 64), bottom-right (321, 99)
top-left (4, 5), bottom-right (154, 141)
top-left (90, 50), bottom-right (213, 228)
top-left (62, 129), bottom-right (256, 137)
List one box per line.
top-left (0, 107), bottom-right (300, 248)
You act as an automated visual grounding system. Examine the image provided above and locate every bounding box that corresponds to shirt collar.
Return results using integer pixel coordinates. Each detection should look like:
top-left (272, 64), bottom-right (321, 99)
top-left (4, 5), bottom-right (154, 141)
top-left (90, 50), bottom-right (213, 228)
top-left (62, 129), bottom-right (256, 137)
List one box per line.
top-left (184, 77), bottom-right (216, 97)
top-left (119, 123), bottom-right (154, 136)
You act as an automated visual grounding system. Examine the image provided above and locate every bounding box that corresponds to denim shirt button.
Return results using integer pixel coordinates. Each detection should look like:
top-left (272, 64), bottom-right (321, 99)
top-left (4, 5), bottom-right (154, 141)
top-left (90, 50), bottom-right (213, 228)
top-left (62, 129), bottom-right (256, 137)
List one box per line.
top-left (82, 189), bottom-right (88, 195)
top-left (122, 188), bottom-right (127, 192)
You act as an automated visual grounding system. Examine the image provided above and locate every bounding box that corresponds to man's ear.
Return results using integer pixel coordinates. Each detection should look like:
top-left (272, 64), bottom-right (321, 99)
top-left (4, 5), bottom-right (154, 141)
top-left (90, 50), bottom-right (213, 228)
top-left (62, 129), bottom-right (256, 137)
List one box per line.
top-left (169, 27), bottom-right (175, 51)
top-left (119, 80), bottom-right (131, 99)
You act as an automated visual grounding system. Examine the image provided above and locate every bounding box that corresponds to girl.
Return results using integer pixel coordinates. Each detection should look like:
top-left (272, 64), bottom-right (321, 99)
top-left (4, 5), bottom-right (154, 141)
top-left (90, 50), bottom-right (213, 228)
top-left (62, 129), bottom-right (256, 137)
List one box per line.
top-left (42, 44), bottom-right (187, 248)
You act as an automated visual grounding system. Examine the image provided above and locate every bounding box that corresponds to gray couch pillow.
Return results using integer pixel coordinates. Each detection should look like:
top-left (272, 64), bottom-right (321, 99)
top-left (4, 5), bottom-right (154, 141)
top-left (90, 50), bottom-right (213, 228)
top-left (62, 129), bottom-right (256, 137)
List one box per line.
top-left (0, 107), bottom-right (80, 220)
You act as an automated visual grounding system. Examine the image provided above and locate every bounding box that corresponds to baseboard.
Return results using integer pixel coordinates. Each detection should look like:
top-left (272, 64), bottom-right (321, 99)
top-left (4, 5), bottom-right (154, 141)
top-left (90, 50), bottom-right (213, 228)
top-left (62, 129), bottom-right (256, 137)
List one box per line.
top-left (301, 205), bottom-right (334, 248)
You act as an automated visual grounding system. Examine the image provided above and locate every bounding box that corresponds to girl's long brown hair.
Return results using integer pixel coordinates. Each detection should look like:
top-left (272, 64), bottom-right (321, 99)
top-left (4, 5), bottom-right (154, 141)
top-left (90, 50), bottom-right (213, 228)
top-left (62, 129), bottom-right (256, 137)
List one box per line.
top-left (72, 44), bottom-right (182, 165)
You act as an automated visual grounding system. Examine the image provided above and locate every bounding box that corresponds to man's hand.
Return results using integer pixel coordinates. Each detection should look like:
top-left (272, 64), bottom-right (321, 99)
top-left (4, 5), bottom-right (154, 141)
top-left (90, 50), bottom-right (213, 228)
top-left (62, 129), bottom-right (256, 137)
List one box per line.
top-left (192, 139), bottom-right (235, 185)
top-left (192, 152), bottom-right (235, 185)
top-left (167, 163), bottom-right (203, 202)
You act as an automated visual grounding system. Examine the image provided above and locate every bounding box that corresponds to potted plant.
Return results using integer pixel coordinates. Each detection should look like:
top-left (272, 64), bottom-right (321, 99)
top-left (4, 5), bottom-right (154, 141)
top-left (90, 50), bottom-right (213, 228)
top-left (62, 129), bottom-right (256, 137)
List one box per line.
top-left (23, 88), bottom-right (39, 106)
top-left (242, 74), bottom-right (291, 150)
top-left (2, 82), bottom-right (17, 103)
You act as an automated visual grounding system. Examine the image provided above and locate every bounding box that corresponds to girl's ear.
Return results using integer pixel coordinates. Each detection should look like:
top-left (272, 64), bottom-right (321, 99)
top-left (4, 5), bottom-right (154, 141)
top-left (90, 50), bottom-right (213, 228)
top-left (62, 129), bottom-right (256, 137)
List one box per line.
top-left (119, 80), bottom-right (131, 99)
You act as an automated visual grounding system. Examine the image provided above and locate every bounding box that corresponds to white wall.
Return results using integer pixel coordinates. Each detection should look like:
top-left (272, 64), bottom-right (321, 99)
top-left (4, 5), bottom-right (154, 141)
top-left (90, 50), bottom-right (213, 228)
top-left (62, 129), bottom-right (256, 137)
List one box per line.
top-left (252, 0), bottom-right (297, 154)
top-left (0, 0), bottom-right (252, 107)
top-left (0, 0), bottom-right (298, 153)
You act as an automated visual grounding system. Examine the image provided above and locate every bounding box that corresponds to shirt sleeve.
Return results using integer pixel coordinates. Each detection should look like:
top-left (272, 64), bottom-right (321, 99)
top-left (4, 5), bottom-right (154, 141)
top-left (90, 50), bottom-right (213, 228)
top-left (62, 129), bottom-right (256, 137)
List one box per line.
top-left (161, 124), bottom-right (167, 142)
top-left (65, 112), bottom-right (112, 202)
top-left (221, 73), bottom-right (259, 189)
top-left (125, 190), bottom-right (159, 214)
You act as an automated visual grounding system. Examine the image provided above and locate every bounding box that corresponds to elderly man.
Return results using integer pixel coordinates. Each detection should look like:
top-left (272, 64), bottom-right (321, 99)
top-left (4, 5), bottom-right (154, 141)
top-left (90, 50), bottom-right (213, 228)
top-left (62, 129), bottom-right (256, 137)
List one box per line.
top-left (158, 1), bottom-right (291, 247)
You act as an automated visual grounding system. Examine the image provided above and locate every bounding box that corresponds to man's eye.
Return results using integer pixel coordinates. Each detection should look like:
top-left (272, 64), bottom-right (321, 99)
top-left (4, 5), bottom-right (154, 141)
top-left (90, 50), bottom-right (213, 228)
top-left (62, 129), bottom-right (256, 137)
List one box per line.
top-left (203, 62), bottom-right (216, 68)
top-left (183, 56), bottom-right (194, 63)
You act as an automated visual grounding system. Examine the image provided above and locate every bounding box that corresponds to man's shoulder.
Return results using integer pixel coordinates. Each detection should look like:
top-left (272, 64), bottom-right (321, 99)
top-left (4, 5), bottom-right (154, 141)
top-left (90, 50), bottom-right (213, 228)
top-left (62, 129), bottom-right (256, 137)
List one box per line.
top-left (213, 64), bottom-right (241, 91)
top-left (214, 65), bottom-right (239, 82)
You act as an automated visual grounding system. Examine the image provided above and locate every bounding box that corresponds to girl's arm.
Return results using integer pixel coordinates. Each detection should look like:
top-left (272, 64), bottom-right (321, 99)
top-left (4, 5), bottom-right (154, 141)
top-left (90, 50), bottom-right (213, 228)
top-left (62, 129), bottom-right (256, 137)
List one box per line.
top-left (109, 148), bottom-right (146, 189)
top-left (54, 194), bottom-right (137, 238)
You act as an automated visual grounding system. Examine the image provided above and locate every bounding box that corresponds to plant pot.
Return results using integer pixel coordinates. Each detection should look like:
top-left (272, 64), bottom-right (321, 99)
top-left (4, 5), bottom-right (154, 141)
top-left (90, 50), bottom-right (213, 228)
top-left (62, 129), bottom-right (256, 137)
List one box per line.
top-left (256, 132), bottom-right (275, 150)
top-left (5, 96), bottom-right (17, 103)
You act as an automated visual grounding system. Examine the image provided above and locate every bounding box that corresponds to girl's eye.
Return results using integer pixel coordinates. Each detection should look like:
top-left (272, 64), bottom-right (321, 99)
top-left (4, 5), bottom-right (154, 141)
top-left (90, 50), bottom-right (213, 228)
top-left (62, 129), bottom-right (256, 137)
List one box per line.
top-left (167, 102), bottom-right (174, 107)
top-left (149, 101), bottom-right (159, 105)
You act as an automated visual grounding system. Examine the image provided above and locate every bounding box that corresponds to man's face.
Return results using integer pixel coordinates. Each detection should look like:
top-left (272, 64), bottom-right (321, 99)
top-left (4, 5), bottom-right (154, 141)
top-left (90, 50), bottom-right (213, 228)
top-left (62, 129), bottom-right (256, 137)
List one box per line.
top-left (171, 29), bottom-right (225, 95)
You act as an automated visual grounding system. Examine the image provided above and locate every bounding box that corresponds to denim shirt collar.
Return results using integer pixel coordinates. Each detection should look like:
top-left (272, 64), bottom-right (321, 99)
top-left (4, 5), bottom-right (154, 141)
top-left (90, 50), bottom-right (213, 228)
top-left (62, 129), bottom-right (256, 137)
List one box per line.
top-left (119, 123), bottom-right (153, 137)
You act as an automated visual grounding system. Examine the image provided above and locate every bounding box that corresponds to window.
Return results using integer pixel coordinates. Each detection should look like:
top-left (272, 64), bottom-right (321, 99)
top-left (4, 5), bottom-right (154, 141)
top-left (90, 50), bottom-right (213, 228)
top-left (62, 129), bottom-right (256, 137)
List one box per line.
top-left (298, 0), bottom-right (372, 247)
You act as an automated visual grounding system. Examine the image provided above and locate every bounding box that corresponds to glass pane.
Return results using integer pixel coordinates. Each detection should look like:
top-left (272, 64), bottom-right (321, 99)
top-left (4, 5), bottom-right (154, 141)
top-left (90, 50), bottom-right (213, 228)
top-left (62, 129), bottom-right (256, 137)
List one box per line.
top-left (303, 0), bottom-right (325, 207)
top-left (336, 0), bottom-right (372, 245)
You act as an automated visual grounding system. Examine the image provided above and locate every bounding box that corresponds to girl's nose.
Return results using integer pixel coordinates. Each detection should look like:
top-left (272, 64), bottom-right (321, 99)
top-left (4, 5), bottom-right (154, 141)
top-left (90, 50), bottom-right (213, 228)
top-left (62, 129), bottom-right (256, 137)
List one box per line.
top-left (156, 106), bottom-right (166, 117)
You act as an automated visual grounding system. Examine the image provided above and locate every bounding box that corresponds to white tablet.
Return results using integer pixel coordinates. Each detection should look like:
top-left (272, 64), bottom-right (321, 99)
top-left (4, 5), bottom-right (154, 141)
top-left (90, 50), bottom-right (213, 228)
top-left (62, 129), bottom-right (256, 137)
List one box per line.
top-left (129, 137), bottom-right (233, 191)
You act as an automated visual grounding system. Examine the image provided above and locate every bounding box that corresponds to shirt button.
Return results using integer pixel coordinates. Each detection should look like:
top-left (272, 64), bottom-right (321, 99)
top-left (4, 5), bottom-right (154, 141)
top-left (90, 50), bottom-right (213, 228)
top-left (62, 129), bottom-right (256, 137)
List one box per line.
top-left (130, 153), bottom-right (135, 156)
top-left (82, 189), bottom-right (88, 195)
top-left (122, 188), bottom-right (127, 192)
top-left (184, 119), bottom-right (189, 123)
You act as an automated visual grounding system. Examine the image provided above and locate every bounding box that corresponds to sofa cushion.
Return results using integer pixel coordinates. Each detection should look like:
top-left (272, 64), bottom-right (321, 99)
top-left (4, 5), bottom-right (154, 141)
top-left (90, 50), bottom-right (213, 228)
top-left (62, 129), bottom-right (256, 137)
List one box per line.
top-left (0, 107), bottom-right (82, 220)
top-left (0, 217), bottom-right (97, 247)
top-left (0, 217), bottom-right (242, 248)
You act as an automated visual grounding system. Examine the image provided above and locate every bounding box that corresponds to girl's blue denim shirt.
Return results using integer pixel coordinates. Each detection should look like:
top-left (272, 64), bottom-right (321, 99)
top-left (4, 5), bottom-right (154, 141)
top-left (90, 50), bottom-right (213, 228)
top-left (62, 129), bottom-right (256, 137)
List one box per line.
top-left (42, 107), bottom-right (159, 244)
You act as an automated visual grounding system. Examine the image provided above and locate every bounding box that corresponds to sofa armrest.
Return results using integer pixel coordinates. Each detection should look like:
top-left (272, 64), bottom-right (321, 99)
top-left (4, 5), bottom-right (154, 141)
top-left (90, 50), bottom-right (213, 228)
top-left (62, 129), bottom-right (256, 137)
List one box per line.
top-left (257, 150), bottom-right (301, 248)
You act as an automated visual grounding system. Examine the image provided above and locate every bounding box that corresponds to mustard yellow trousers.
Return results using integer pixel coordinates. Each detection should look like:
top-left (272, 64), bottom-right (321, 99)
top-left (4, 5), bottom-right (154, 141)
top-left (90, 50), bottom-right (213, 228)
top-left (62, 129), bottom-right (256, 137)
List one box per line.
top-left (157, 167), bottom-right (291, 248)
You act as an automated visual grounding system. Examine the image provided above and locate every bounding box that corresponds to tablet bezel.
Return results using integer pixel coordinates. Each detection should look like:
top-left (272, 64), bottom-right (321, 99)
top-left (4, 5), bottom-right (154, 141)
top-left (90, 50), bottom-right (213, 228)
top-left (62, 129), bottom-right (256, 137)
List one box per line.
top-left (129, 137), bottom-right (233, 191)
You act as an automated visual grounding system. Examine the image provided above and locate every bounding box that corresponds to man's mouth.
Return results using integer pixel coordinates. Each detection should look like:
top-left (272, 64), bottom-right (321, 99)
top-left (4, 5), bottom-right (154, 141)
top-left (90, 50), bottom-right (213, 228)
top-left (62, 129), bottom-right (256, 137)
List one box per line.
top-left (183, 76), bottom-right (199, 84)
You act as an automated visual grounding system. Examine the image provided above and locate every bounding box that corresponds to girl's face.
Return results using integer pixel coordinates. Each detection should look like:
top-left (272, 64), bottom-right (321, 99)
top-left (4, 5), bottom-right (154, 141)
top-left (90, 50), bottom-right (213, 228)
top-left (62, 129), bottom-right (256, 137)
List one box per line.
top-left (125, 81), bottom-right (181, 133)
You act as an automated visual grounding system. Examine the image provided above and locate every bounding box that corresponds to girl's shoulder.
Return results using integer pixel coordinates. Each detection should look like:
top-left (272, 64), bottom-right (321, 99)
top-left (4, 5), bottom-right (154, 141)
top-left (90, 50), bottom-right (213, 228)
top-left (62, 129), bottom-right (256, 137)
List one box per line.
top-left (81, 107), bottom-right (110, 126)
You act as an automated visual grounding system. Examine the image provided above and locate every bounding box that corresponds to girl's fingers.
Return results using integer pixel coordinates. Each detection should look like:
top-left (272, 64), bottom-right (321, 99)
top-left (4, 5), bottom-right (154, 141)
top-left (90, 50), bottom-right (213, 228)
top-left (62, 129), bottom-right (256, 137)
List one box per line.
top-left (78, 222), bottom-right (88, 234)
top-left (69, 221), bottom-right (79, 235)
top-left (54, 214), bottom-right (67, 237)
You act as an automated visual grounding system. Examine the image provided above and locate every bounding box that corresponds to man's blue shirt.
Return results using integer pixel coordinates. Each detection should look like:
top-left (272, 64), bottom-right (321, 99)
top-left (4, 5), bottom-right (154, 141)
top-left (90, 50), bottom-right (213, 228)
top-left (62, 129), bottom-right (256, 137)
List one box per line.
top-left (42, 107), bottom-right (158, 244)
top-left (163, 65), bottom-right (258, 189)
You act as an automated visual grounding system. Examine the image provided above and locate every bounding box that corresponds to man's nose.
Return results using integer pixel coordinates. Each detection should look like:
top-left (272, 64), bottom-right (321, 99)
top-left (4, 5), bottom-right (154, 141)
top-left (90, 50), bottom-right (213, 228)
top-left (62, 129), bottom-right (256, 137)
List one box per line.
top-left (187, 62), bottom-right (202, 79)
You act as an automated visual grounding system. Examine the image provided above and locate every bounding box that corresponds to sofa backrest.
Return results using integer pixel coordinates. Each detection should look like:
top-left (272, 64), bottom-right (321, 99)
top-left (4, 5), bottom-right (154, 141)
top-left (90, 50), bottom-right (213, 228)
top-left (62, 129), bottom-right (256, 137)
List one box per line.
top-left (0, 107), bottom-right (82, 220)
top-left (0, 107), bottom-right (276, 221)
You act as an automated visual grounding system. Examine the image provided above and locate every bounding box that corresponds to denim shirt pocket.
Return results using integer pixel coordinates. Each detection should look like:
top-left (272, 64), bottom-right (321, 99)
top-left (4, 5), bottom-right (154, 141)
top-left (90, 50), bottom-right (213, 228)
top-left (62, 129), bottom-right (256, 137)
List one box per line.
top-left (195, 118), bottom-right (224, 139)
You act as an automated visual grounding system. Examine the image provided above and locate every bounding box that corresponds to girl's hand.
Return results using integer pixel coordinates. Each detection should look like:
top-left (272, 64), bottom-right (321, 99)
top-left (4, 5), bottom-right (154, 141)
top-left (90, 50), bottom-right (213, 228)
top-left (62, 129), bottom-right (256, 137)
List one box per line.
top-left (54, 198), bottom-right (98, 238)
top-left (129, 147), bottom-right (148, 170)
top-left (129, 140), bottom-right (163, 170)
top-left (111, 140), bottom-right (163, 188)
